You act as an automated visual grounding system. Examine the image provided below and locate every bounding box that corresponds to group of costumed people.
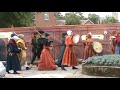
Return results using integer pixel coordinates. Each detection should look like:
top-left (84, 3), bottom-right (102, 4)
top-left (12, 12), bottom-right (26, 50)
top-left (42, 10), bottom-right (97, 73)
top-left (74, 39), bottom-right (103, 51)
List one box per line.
top-left (6, 29), bottom-right (102, 74)
top-left (82, 30), bottom-right (120, 62)
top-left (6, 29), bottom-right (79, 74)
top-left (31, 30), bottom-right (79, 71)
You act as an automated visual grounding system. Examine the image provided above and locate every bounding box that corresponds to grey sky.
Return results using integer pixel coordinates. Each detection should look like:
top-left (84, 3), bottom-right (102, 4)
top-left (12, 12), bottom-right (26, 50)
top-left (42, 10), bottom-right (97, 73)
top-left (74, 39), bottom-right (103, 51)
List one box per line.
top-left (61, 12), bottom-right (120, 21)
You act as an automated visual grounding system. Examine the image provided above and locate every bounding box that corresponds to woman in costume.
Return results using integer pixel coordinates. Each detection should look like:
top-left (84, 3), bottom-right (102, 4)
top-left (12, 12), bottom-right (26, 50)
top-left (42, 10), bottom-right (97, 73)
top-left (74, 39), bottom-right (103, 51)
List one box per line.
top-left (83, 33), bottom-right (96, 60)
top-left (6, 35), bottom-right (21, 74)
top-left (61, 30), bottom-right (79, 70)
top-left (38, 33), bottom-right (57, 70)
top-left (56, 32), bottom-right (67, 67)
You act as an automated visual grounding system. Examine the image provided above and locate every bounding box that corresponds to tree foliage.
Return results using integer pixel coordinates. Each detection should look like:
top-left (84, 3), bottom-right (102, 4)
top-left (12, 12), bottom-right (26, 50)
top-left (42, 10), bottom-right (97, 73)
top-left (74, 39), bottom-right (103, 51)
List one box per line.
top-left (101, 16), bottom-right (119, 24)
top-left (0, 12), bottom-right (34, 28)
top-left (88, 13), bottom-right (100, 24)
top-left (65, 12), bottom-right (81, 25)
top-left (56, 12), bottom-right (65, 20)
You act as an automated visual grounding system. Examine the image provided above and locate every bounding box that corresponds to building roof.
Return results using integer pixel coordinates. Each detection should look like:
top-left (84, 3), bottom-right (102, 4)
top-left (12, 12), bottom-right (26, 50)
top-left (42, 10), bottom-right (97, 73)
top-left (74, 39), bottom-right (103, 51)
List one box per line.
top-left (80, 19), bottom-right (94, 25)
top-left (57, 19), bottom-right (94, 25)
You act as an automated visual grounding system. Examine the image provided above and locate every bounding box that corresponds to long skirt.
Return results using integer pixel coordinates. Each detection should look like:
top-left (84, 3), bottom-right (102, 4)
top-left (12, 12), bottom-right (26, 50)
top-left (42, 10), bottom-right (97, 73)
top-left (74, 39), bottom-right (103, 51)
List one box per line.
top-left (83, 45), bottom-right (96, 60)
top-left (6, 53), bottom-right (21, 71)
top-left (38, 47), bottom-right (57, 70)
top-left (62, 46), bottom-right (79, 66)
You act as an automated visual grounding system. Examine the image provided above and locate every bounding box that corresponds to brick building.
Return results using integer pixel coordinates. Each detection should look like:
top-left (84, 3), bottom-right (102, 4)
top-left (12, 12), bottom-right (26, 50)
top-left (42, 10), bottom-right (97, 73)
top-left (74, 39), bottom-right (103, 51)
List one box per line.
top-left (34, 12), bottom-right (57, 26)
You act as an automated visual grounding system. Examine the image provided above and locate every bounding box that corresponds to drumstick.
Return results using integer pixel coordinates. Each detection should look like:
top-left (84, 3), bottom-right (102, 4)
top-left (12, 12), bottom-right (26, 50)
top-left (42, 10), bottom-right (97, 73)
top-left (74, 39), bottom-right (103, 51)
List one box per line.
top-left (11, 25), bottom-right (18, 35)
top-left (32, 26), bottom-right (41, 36)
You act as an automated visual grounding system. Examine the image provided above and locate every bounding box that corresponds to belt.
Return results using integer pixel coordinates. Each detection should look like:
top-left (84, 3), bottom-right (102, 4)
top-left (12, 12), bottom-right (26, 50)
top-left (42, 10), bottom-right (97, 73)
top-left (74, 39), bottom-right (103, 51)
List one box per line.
top-left (8, 52), bottom-right (15, 56)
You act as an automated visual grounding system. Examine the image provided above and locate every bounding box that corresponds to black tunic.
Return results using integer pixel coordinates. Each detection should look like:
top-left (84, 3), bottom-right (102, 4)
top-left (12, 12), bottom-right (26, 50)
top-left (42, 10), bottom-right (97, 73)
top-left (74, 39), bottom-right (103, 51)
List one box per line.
top-left (56, 36), bottom-right (66, 66)
top-left (6, 39), bottom-right (21, 71)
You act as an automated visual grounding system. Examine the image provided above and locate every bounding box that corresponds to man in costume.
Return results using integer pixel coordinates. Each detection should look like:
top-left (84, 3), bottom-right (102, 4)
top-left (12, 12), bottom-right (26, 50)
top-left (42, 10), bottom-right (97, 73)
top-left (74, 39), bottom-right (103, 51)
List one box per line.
top-left (56, 32), bottom-right (67, 67)
top-left (6, 35), bottom-right (21, 74)
top-left (38, 33), bottom-right (57, 70)
top-left (61, 30), bottom-right (79, 71)
top-left (114, 32), bottom-right (120, 54)
top-left (16, 34), bottom-right (30, 70)
top-left (30, 30), bottom-right (45, 68)
top-left (110, 31), bottom-right (117, 54)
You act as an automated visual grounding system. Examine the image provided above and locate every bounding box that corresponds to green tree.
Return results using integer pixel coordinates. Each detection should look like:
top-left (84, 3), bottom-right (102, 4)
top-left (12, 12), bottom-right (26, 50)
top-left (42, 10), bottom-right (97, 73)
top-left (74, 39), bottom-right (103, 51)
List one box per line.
top-left (102, 16), bottom-right (119, 24)
top-left (88, 13), bottom-right (100, 24)
top-left (65, 12), bottom-right (81, 25)
top-left (0, 12), bottom-right (34, 28)
top-left (56, 12), bottom-right (65, 20)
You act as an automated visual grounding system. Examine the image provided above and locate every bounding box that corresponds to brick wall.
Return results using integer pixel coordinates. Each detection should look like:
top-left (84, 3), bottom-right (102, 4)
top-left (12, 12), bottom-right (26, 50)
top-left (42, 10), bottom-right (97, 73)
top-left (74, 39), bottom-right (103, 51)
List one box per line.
top-left (35, 12), bottom-right (57, 26)
top-left (0, 24), bottom-right (120, 61)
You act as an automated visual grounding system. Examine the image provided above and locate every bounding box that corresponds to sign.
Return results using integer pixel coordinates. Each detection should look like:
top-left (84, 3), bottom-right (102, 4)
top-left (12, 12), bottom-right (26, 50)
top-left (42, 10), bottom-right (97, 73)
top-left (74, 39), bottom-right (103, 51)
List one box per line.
top-left (81, 34), bottom-right (104, 40)
top-left (0, 32), bottom-right (13, 40)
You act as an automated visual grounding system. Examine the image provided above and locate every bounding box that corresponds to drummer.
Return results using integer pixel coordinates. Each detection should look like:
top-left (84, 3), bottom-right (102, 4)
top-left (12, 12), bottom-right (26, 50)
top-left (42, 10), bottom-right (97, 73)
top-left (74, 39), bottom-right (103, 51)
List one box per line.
top-left (83, 33), bottom-right (96, 61)
top-left (61, 30), bottom-right (79, 70)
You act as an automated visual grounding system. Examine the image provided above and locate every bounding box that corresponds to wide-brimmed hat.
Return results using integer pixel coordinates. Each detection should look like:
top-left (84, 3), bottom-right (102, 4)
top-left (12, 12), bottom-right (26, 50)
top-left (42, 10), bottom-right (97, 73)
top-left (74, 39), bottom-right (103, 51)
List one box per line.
top-left (17, 34), bottom-right (24, 39)
top-left (62, 32), bottom-right (67, 36)
top-left (45, 33), bottom-right (50, 37)
top-left (38, 30), bottom-right (44, 34)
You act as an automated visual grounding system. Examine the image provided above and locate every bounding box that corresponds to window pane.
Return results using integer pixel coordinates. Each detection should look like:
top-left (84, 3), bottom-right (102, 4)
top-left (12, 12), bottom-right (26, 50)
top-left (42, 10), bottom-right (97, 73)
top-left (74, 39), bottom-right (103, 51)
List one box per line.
top-left (44, 12), bottom-right (49, 20)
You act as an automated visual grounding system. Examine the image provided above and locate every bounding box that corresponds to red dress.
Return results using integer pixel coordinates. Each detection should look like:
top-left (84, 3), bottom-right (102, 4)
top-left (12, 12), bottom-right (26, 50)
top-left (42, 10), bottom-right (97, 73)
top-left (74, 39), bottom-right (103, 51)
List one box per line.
top-left (62, 36), bottom-right (79, 66)
top-left (38, 45), bottom-right (57, 70)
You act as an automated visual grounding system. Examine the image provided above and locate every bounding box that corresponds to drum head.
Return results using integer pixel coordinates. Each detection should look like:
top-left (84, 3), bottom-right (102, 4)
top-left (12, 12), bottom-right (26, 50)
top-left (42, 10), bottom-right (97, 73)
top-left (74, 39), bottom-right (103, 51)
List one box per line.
top-left (73, 34), bottom-right (80, 44)
top-left (93, 42), bottom-right (103, 53)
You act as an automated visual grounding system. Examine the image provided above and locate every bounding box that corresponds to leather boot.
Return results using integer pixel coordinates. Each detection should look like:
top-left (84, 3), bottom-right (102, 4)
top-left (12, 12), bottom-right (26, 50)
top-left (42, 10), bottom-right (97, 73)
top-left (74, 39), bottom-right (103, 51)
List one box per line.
top-left (72, 66), bottom-right (78, 69)
top-left (13, 71), bottom-right (20, 74)
top-left (61, 65), bottom-right (67, 71)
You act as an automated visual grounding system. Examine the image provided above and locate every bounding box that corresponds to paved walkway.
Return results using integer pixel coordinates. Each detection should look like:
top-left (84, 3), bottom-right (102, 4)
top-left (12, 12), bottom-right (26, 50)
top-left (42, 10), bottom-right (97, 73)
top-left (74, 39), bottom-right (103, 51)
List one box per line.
top-left (5, 64), bottom-right (112, 78)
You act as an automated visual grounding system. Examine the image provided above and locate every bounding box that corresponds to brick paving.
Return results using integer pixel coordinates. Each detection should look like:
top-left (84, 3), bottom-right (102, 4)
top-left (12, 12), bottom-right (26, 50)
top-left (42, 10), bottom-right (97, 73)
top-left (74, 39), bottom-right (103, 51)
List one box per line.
top-left (5, 64), bottom-right (114, 78)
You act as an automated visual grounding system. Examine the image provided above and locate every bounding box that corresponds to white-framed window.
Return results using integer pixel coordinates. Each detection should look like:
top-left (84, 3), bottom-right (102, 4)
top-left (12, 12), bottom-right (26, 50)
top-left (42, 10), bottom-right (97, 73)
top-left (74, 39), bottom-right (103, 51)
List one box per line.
top-left (44, 12), bottom-right (49, 20)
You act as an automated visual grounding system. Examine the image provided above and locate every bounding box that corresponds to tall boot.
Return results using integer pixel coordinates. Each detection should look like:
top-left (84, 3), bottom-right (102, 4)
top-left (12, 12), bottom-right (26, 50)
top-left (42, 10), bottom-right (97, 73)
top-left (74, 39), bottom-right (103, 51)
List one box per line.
top-left (6, 70), bottom-right (12, 74)
top-left (61, 65), bottom-right (67, 71)
top-left (72, 66), bottom-right (78, 69)
top-left (13, 71), bottom-right (20, 74)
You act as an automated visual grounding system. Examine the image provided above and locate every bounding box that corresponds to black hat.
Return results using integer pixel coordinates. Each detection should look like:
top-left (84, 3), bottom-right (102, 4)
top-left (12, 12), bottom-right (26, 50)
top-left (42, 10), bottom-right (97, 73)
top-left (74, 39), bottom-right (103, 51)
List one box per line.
top-left (49, 40), bottom-right (54, 43)
top-left (38, 30), bottom-right (44, 34)
top-left (62, 32), bottom-right (67, 36)
top-left (11, 33), bottom-right (16, 37)
top-left (45, 33), bottom-right (50, 37)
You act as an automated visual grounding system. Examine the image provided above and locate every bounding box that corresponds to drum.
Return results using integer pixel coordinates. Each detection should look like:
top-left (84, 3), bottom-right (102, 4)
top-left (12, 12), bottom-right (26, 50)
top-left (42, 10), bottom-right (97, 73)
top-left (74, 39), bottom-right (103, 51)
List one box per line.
top-left (92, 42), bottom-right (103, 53)
top-left (72, 34), bottom-right (80, 44)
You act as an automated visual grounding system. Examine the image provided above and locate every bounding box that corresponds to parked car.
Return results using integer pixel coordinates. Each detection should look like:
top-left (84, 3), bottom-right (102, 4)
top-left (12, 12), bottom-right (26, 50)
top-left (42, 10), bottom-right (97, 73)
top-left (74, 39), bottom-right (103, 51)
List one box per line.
top-left (0, 61), bottom-right (6, 78)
